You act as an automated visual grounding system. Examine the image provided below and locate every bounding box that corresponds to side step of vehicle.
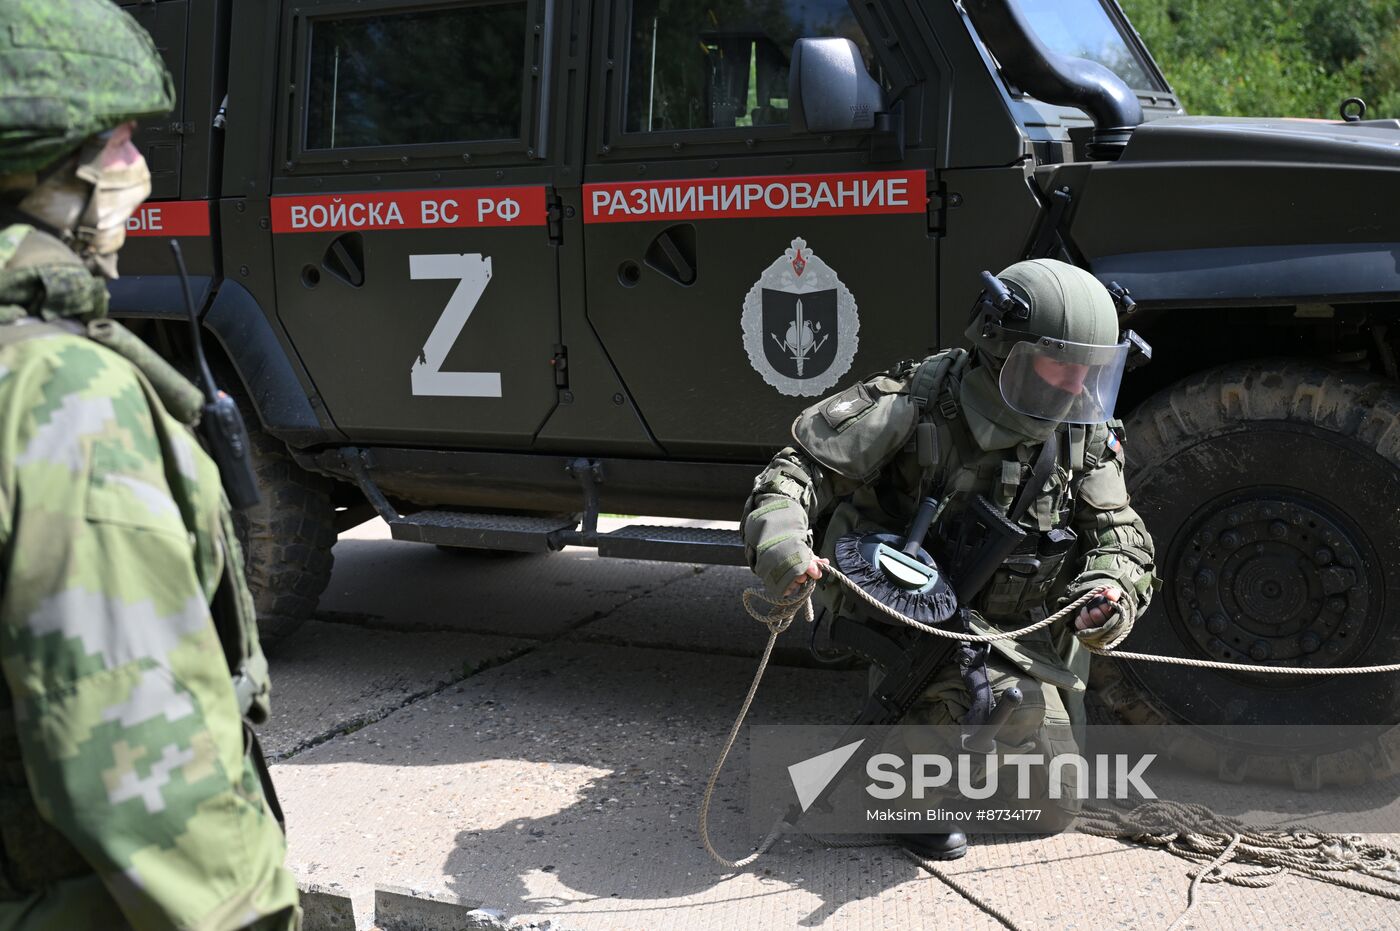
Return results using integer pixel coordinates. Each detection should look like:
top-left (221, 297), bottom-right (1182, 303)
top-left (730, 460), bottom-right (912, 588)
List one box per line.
top-left (387, 511), bottom-right (745, 566)
top-left (351, 451), bottom-right (747, 567)
top-left (389, 511), bottom-right (574, 553)
top-left (596, 524), bottom-right (747, 566)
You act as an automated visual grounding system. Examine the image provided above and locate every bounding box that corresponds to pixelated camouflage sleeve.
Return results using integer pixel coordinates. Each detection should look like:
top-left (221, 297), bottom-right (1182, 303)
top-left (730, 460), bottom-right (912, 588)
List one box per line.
top-left (0, 332), bottom-right (298, 930)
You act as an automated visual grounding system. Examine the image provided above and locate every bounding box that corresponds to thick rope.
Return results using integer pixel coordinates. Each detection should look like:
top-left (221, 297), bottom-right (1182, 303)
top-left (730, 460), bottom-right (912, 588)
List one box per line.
top-left (1079, 801), bottom-right (1400, 930)
top-left (1084, 647), bottom-right (1400, 674)
top-left (703, 567), bottom-right (1400, 928)
top-left (824, 565), bottom-right (1104, 642)
top-left (901, 849), bottom-right (1027, 931)
top-left (699, 584), bottom-right (812, 869)
top-left (1167, 831), bottom-right (1242, 931)
top-left (820, 563), bottom-right (1400, 673)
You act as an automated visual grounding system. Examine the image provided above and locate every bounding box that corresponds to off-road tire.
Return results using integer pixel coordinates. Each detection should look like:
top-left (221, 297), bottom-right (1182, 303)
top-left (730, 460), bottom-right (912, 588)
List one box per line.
top-left (1092, 360), bottom-right (1400, 787)
top-left (233, 420), bottom-right (336, 646)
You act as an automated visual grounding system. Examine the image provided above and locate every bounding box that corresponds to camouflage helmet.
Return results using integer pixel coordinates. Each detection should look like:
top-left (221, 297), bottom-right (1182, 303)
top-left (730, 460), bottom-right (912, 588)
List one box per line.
top-left (964, 258), bottom-right (1120, 361)
top-left (0, 0), bottom-right (174, 176)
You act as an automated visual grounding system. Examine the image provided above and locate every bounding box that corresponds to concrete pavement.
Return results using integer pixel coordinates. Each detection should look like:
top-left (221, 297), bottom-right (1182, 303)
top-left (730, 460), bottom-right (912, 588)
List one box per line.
top-left (265, 520), bottom-right (1400, 930)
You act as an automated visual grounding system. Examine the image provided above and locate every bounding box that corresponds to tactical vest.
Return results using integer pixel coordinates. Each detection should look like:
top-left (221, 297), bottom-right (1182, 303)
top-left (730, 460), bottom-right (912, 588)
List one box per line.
top-left (793, 350), bottom-right (1120, 688)
top-left (0, 224), bottom-right (276, 898)
top-left (901, 351), bottom-right (1116, 621)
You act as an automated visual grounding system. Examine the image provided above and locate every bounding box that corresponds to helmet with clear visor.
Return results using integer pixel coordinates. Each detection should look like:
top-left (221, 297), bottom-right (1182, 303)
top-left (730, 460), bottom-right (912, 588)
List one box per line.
top-left (965, 258), bottom-right (1145, 425)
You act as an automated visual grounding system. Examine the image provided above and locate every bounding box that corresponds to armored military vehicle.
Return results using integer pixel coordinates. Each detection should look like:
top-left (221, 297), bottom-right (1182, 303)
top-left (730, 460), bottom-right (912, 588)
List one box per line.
top-left (112, 0), bottom-right (1399, 782)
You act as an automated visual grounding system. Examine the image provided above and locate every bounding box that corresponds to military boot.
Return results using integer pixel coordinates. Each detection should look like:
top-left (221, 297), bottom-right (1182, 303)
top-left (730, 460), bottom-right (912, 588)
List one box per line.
top-left (898, 830), bottom-right (968, 860)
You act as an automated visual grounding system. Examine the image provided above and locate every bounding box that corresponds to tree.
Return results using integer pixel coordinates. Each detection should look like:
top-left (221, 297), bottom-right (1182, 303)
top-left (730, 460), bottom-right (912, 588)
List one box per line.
top-left (1120, 0), bottom-right (1400, 118)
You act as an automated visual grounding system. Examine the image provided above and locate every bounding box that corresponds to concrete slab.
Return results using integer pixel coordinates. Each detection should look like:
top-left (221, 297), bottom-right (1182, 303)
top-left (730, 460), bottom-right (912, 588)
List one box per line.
top-left (273, 641), bottom-right (864, 928)
top-left (264, 522), bottom-right (720, 759)
top-left (263, 620), bottom-right (533, 759)
top-left (299, 881), bottom-right (356, 931)
top-left (565, 563), bottom-right (829, 665)
top-left (373, 884), bottom-right (482, 930)
top-left (272, 638), bottom-right (1400, 931)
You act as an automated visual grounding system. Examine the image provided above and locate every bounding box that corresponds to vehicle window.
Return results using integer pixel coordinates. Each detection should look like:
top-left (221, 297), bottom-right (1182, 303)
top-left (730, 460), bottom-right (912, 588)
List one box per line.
top-left (624, 0), bottom-right (872, 133)
top-left (304, 3), bottom-right (529, 150)
top-left (1016, 0), bottom-right (1157, 91)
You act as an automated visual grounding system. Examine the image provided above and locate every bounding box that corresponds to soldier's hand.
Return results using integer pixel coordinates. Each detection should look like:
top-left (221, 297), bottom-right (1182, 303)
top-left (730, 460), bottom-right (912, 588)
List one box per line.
top-left (1074, 586), bottom-right (1122, 630)
top-left (784, 556), bottom-right (830, 597)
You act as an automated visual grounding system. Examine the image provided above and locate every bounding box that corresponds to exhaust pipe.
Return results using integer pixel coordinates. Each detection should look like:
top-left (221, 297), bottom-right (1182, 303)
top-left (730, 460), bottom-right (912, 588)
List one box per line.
top-left (964, 0), bottom-right (1143, 159)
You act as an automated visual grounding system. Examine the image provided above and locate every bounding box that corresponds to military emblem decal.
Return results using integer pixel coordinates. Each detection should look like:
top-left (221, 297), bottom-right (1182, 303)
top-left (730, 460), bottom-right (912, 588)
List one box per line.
top-left (742, 237), bottom-right (859, 397)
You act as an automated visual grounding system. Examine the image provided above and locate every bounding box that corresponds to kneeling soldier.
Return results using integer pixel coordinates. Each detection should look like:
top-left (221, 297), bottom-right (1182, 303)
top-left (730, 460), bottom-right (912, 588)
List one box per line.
top-left (741, 259), bottom-right (1157, 859)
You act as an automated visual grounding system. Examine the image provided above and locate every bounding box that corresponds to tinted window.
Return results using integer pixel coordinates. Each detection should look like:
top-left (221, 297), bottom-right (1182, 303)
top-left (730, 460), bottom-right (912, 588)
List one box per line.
top-left (1018, 0), bottom-right (1156, 90)
top-left (305, 3), bottom-right (528, 150)
top-left (625, 0), bottom-right (871, 132)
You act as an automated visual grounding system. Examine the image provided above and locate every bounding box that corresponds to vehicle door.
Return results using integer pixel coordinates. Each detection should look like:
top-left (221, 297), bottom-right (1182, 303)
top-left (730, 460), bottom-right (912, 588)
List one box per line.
top-left (269, 0), bottom-right (562, 448)
top-left (580, 0), bottom-right (939, 459)
top-left (118, 0), bottom-right (218, 280)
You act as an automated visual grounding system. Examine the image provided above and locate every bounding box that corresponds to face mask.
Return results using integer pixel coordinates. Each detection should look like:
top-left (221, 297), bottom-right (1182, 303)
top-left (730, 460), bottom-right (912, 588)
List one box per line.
top-left (14, 133), bottom-right (152, 278)
top-left (74, 156), bottom-right (151, 257)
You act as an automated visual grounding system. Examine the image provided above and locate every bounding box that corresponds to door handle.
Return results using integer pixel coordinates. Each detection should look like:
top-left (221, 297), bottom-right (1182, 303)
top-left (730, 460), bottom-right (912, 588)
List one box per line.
top-left (644, 224), bottom-right (697, 285)
top-left (322, 233), bottom-right (364, 287)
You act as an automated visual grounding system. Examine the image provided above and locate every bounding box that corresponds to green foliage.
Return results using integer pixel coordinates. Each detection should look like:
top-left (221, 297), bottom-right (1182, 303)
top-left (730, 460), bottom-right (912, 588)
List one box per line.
top-left (1120, 0), bottom-right (1400, 118)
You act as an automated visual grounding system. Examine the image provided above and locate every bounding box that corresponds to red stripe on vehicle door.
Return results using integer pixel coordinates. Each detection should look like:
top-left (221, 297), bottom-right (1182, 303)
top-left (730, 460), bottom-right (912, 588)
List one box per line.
top-left (270, 186), bottom-right (549, 233)
top-left (125, 201), bottom-right (212, 237)
top-left (582, 170), bottom-right (926, 223)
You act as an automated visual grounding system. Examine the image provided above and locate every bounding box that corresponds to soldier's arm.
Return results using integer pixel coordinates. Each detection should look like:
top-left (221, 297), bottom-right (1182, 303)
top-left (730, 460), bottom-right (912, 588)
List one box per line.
top-left (0, 339), bottom-right (296, 930)
top-left (1067, 442), bottom-right (1157, 646)
top-left (740, 446), bottom-right (855, 596)
top-left (741, 370), bottom-right (921, 595)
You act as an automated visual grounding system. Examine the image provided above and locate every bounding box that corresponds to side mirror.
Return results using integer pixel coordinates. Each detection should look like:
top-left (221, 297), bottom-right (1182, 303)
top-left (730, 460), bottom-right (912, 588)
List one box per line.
top-left (789, 37), bottom-right (884, 133)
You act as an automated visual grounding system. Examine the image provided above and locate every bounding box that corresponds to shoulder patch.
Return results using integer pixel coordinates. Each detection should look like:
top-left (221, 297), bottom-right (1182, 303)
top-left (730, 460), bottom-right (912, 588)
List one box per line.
top-left (820, 382), bottom-right (874, 429)
top-left (792, 379), bottom-right (917, 483)
top-left (1105, 429), bottom-right (1122, 461)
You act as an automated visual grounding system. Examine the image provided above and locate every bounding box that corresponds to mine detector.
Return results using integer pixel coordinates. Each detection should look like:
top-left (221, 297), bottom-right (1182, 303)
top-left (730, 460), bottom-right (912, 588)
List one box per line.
top-left (110, 0), bottom-right (1400, 783)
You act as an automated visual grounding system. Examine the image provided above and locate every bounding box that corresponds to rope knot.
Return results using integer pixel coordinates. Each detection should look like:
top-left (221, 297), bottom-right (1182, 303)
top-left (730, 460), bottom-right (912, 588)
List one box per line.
top-left (742, 579), bottom-right (817, 636)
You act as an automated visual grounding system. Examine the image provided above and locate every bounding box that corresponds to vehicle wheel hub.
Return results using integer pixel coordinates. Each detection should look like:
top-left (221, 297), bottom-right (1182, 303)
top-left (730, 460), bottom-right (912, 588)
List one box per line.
top-left (1172, 495), bottom-right (1371, 671)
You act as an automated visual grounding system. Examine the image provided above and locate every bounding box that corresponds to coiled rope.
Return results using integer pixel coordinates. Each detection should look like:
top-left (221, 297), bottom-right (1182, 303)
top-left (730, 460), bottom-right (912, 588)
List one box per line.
top-left (1079, 800), bottom-right (1400, 931)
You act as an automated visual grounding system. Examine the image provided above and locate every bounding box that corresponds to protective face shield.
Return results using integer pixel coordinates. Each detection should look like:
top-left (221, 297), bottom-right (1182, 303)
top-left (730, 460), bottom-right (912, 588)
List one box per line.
top-left (998, 334), bottom-right (1131, 424)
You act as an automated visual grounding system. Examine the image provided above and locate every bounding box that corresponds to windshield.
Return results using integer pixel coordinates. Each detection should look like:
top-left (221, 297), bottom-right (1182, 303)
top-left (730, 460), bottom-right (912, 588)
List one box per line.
top-left (1017, 0), bottom-right (1158, 91)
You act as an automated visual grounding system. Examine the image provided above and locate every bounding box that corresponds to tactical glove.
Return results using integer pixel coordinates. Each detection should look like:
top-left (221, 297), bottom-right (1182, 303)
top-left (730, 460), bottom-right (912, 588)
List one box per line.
top-left (752, 527), bottom-right (816, 599)
top-left (1063, 582), bottom-right (1132, 650)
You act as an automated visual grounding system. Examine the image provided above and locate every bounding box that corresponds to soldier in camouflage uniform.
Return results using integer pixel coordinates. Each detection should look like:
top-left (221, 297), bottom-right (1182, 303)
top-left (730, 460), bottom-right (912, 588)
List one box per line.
top-left (0, 2), bottom-right (299, 928)
top-left (741, 259), bottom-right (1156, 860)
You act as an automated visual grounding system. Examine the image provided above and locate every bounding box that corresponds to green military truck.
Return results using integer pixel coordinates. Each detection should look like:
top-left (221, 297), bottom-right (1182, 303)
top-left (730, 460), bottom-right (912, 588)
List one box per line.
top-left (111, 0), bottom-right (1399, 783)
